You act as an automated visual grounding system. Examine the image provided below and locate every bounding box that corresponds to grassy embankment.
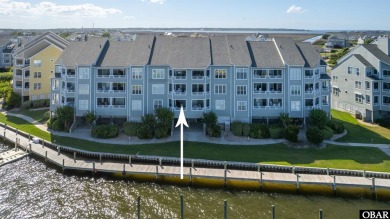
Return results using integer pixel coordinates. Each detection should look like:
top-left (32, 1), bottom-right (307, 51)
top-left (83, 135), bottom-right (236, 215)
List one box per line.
top-left (0, 112), bottom-right (389, 172)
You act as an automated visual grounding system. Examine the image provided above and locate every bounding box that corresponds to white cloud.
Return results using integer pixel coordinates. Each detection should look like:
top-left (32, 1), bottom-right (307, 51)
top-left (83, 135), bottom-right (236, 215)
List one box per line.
top-left (0, 0), bottom-right (121, 17)
top-left (123, 15), bottom-right (135, 19)
top-left (142, 0), bottom-right (166, 4)
top-left (286, 5), bottom-right (304, 14)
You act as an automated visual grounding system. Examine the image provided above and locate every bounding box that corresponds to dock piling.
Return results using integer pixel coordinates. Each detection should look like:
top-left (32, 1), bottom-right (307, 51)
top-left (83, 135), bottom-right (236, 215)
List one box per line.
top-left (372, 177), bottom-right (377, 199)
top-left (191, 159), bottom-right (194, 169)
top-left (129, 156), bottom-right (132, 166)
top-left (137, 196), bottom-right (141, 219)
top-left (363, 170), bottom-right (366, 178)
top-left (272, 205), bottom-right (275, 219)
top-left (122, 164), bottom-right (126, 175)
top-left (45, 151), bottom-right (47, 163)
top-left (93, 163), bottom-right (96, 174)
top-left (296, 174), bottom-right (300, 194)
top-left (57, 147), bottom-right (60, 156)
top-left (319, 209), bottom-right (323, 219)
top-left (292, 166), bottom-right (295, 174)
top-left (42, 140), bottom-right (44, 148)
top-left (180, 195), bottom-right (184, 219)
top-left (156, 166), bottom-right (158, 180)
top-left (224, 200), bottom-right (227, 219)
top-left (189, 167), bottom-right (192, 186)
top-left (73, 152), bottom-right (76, 162)
top-left (159, 158), bottom-right (162, 167)
top-left (224, 169), bottom-right (227, 188)
top-left (28, 134), bottom-right (31, 141)
top-left (62, 159), bottom-right (65, 171)
top-left (327, 168), bottom-right (329, 176)
top-left (260, 171), bottom-right (263, 191)
top-left (333, 176), bottom-right (337, 195)
top-left (99, 154), bottom-right (102, 164)
top-left (29, 144), bottom-right (31, 155)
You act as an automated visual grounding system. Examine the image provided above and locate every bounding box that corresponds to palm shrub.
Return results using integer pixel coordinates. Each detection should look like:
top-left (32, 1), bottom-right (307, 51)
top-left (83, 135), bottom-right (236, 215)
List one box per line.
top-left (83, 111), bottom-right (96, 127)
top-left (202, 111), bottom-right (221, 137)
top-left (306, 126), bottom-right (324, 144)
top-left (242, 123), bottom-right (251, 136)
top-left (155, 107), bottom-right (174, 138)
top-left (279, 112), bottom-right (291, 128)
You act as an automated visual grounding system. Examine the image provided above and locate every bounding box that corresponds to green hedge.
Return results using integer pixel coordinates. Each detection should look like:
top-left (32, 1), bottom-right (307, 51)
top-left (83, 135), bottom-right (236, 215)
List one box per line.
top-left (249, 123), bottom-right (270, 139)
top-left (207, 124), bottom-right (221, 137)
top-left (91, 124), bottom-right (119, 138)
top-left (321, 126), bottom-right (334, 140)
top-left (306, 126), bottom-right (324, 144)
top-left (231, 121), bottom-right (243, 136)
top-left (242, 123), bottom-right (250, 136)
top-left (326, 120), bottom-right (345, 134)
top-left (284, 125), bottom-right (299, 143)
top-left (123, 122), bottom-right (140, 136)
top-left (269, 126), bottom-right (284, 139)
top-left (21, 99), bottom-right (49, 110)
top-left (0, 72), bottom-right (13, 82)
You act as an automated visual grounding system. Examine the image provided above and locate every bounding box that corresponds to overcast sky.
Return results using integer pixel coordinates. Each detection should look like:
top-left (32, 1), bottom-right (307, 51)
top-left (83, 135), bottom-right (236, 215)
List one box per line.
top-left (1, 0), bottom-right (389, 30)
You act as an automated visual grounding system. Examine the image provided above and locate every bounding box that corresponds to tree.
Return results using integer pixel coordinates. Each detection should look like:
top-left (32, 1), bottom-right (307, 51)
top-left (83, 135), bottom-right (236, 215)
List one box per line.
top-left (306, 126), bottom-right (324, 144)
top-left (137, 114), bottom-right (156, 139)
top-left (322, 34), bottom-right (330, 40)
top-left (2, 91), bottom-right (21, 110)
top-left (202, 111), bottom-right (218, 128)
top-left (55, 106), bottom-right (74, 131)
top-left (102, 32), bottom-right (110, 38)
top-left (308, 109), bottom-right (328, 129)
top-left (83, 111), bottom-right (96, 127)
top-left (155, 107), bottom-right (174, 138)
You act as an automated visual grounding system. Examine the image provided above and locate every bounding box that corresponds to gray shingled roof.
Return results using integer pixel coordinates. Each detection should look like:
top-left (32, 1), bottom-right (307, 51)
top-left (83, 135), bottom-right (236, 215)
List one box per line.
top-left (96, 35), bottom-right (154, 67)
top-left (362, 44), bottom-right (390, 65)
top-left (248, 41), bottom-right (284, 68)
top-left (320, 74), bottom-right (331, 80)
top-left (57, 37), bottom-right (107, 66)
top-left (210, 36), bottom-right (231, 66)
top-left (296, 42), bottom-right (324, 68)
top-left (15, 32), bottom-right (68, 55)
top-left (0, 36), bottom-right (12, 47)
top-left (353, 54), bottom-right (374, 67)
top-left (226, 35), bottom-right (251, 66)
top-left (150, 36), bottom-right (211, 69)
top-left (273, 38), bottom-right (305, 66)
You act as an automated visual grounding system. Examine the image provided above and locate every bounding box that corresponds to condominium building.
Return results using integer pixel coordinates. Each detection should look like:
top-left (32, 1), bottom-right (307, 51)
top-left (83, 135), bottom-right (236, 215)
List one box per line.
top-left (0, 35), bottom-right (14, 68)
top-left (331, 37), bottom-right (390, 122)
top-left (51, 35), bottom-right (329, 124)
top-left (13, 32), bottom-right (69, 102)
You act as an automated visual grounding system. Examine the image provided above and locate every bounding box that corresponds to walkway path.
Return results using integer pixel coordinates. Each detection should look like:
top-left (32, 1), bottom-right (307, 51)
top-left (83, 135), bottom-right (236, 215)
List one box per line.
top-left (1, 111), bottom-right (390, 156)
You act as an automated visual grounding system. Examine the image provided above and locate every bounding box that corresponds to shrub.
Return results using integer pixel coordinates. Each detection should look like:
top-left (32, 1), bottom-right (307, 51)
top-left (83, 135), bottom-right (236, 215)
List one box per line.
top-left (306, 126), bottom-right (324, 144)
top-left (231, 121), bottom-right (243, 136)
top-left (2, 91), bottom-right (21, 110)
top-left (326, 120), bottom-right (345, 134)
top-left (242, 123), bottom-right (251, 136)
top-left (54, 106), bottom-right (74, 131)
top-left (47, 117), bottom-right (57, 129)
top-left (249, 123), bottom-right (269, 139)
top-left (269, 126), bottom-right (284, 139)
top-left (284, 125), bottom-right (299, 143)
top-left (308, 109), bottom-right (329, 129)
top-left (0, 72), bottom-right (13, 82)
top-left (376, 119), bottom-right (390, 129)
top-left (83, 111), bottom-right (96, 126)
top-left (52, 119), bottom-right (65, 131)
top-left (32, 99), bottom-right (47, 108)
top-left (207, 124), bottom-right (221, 137)
top-left (321, 126), bottom-right (333, 140)
top-left (202, 111), bottom-right (218, 128)
top-left (137, 114), bottom-right (156, 139)
top-left (22, 101), bottom-right (32, 110)
top-left (279, 113), bottom-right (291, 128)
top-left (155, 107), bottom-right (174, 138)
top-left (123, 122), bottom-right (140, 137)
top-left (91, 124), bottom-right (119, 138)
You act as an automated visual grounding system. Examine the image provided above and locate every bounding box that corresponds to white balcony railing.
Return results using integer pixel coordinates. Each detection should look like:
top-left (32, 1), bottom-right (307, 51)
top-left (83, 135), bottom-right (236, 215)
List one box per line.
top-left (113, 105), bottom-right (125, 109)
top-left (192, 92), bottom-right (204, 95)
top-left (192, 76), bottom-right (204, 80)
top-left (192, 106), bottom-right (204, 111)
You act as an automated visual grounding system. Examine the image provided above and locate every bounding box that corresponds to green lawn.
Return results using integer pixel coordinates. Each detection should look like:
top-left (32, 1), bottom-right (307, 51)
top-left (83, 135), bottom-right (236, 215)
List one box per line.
top-left (13, 109), bottom-right (49, 124)
top-left (1, 112), bottom-right (389, 172)
top-left (331, 109), bottom-right (390, 144)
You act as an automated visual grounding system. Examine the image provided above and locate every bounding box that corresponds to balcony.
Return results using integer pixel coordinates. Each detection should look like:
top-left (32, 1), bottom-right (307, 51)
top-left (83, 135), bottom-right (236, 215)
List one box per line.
top-left (192, 71), bottom-right (205, 80)
top-left (113, 69), bottom-right (125, 78)
top-left (322, 87), bottom-right (329, 92)
top-left (55, 73), bottom-right (61, 78)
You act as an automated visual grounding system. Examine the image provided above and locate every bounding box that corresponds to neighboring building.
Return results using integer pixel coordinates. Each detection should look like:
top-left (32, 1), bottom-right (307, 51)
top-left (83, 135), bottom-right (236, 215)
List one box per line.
top-left (51, 35), bottom-right (329, 125)
top-left (0, 35), bottom-right (14, 68)
top-left (331, 37), bottom-right (390, 122)
top-left (13, 32), bottom-right (69, 102)
top-left (327, 35), bottom-right (349, 48)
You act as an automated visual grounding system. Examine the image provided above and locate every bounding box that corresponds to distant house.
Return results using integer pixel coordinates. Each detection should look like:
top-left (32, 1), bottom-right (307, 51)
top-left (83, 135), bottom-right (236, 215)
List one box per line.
top-left (0, 35), bottom-right (13, 68)
top-left (331, 37), bottom-right (390, 122)
top-left (327, 35), bottom-right (349, 48)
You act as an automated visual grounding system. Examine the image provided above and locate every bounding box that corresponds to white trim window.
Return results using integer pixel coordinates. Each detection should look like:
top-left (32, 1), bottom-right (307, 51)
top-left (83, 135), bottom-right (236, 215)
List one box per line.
top-left (132, 85), bottom-right (142, 95)
top-left (79, 100), bottom-right (88, 110)
top-left (355, 93), bottom-right (363, 104)
top-left (153, 99), bottom-right (163, 110)
top-left (322, 95), bottom-right (329, 105)
top-left (132, 100), bottom-right (142, 111)
top-left (290, 85), bottom-right (301, 95)
top-left (33, 72), bottom-right (41, 78)
top-left (383, 70), bottom-right (390, 77)
top-left (214, 84), bottom-right (227, 94)
top-left (355, 81), bottom-right (362, 89)
top-left (237, 101), bottom-right (247, 111)
top-left (79, 68), bottom-right (90, 79)
top-left (132, 68), bottom-right (143, 79)
top-left (152, 84), bottom-right (165, 94)
top-left (33, 83), bottom-right (41, 90)
top-left (52, 93), bottom-right (59, 105)
top-left (290, 68), bottom-right (301, 80)
top-left (79, 84), bottom-right (89, 95)
top-left (97, 69), bottom-right (110, 78)
top-left (152, 69), bottom-right (165, 79)
top-left (236, 85), bottom-right (247, 95)
top-left (33, 60), bottom-right (41, 67)
top-left (215, 100), bottom-right (225, 110)
top-left (215, 69), bottom-right (227, 79)
top-left (291, 101), bottom-right (301, 111)
top-left (112, 98), bottom-right (126, 108)
top-left (236, 68), bottom-right (247, 80)
top-left (52, 79), bottom-right (59, 90)
top-left (365, 95), bottom-right (370, 104)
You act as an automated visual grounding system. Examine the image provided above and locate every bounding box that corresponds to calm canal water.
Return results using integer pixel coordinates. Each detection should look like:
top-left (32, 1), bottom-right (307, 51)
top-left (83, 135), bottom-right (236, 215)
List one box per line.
top-left (0, 146), bottom-right (389, 219)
